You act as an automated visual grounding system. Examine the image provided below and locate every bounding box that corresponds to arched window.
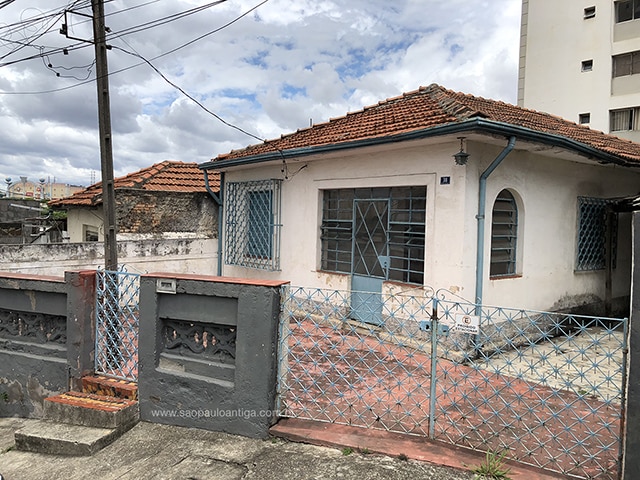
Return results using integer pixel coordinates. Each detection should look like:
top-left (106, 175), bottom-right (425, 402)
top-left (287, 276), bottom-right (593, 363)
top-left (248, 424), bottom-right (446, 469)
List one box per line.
top-left (490, 190), bottom-right (518, 277)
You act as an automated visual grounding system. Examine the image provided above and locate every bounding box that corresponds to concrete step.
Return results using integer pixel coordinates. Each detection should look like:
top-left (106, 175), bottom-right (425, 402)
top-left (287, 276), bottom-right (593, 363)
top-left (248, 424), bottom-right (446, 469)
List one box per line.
top-left (81, 375), bottom-right (138, 400)
top-left (44, 391), bottom-right (139, 430)
top-left (14, 420), bottom-right (123, 456)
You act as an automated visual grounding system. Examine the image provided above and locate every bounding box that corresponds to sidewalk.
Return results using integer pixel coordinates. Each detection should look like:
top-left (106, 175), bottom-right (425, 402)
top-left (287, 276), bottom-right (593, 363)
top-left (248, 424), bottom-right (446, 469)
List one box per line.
top-left (0, 417), bottom-right (570, 480)
top-left (0, 418), bottom-right (477, 480)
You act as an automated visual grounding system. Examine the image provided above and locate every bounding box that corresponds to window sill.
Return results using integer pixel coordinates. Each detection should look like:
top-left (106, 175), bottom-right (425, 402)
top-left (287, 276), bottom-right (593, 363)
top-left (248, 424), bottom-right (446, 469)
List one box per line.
top-left (489, 274), bottom-right (522, 281)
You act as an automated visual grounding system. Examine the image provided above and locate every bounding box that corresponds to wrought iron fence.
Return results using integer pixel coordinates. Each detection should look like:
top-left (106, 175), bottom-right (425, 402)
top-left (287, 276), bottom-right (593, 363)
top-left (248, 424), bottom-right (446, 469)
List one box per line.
top-left (95, 270), bottom-right (140, 381)
top-left (277, 286), bottom-right (627, 480)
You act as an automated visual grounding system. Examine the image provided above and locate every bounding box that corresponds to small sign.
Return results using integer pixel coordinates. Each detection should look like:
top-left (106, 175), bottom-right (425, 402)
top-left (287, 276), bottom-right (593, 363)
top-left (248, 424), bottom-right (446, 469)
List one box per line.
top-left (453, 313), bottom-right (480, 334)
top-left (440, 176), bottom-right (451, 185)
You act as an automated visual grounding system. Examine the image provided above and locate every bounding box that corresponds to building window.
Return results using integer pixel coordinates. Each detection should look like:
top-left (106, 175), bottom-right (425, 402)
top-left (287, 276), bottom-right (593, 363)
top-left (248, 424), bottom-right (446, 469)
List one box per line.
top-left (615, 0), bottom-right (640, 22)
top-left (320, 186), bottom-right (426, 285)
top-left (610, 107), bottom-right (640, 131)
top-left (576, 197), bottom-right (616, 271)
top-left (83, 225), bottom-right (99, 242)
top-left (579, 113), bottom-right (591, 124)
top-left (581, 59), bottom-right (593, 72)
top-left (224, 179), bottom-right (282, 270)
top-left (584, 6), bottom-right (596, 18)
top-left (490, 190), bottom-right (518, 278)
top-left (612, 51), bottom-right (640, 77)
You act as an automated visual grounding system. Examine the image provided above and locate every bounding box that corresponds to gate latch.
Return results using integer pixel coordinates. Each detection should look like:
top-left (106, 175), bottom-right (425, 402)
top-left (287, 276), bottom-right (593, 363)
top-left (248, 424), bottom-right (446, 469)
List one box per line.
top-left (419, 320), bottom-right (450, 334)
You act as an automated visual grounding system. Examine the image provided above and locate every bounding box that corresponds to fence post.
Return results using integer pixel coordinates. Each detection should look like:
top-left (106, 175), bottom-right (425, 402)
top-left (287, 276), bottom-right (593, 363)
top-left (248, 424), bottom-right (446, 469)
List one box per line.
top-left (65, 270), bottom-right (96, 391)
top-left (623, 212), bottom-right (640, 479)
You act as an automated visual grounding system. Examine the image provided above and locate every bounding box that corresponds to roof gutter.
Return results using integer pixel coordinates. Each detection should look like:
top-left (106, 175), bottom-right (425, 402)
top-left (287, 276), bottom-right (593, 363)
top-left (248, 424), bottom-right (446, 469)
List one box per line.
top-left (199, 118), bottom-right (638, 171)
top-left (475, 136), bottom-right (517, 309)
top-left (203, 169), bottom-right (224, 276)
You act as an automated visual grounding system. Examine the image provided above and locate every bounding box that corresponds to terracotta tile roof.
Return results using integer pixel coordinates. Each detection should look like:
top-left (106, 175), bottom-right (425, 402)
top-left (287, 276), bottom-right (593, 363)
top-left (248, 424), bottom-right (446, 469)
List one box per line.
top-left (49, 161), bottom-right (219, 208)
top-left (211, 84), bottom-right (640, 165)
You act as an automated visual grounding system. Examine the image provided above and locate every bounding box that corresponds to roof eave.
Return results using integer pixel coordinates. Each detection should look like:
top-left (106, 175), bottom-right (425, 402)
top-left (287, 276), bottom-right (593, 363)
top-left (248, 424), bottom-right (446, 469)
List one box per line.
top-left (199, 118), bottom-right (639, 171)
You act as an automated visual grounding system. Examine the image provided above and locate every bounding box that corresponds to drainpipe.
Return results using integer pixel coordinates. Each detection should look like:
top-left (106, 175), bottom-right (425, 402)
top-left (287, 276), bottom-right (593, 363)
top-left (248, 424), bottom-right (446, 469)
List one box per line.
top-left (203, 169), bottom-right (224, 276)
top-left (475, 136), bottom-right (517, 308)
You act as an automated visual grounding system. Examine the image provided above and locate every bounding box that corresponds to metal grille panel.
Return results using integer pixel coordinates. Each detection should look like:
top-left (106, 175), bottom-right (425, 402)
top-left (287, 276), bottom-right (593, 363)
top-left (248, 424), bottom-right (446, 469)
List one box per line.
top-left (95, 270), bottom-right (140, 381)
top-left (224, 179), bottom-right (281, 270)
top-left (277, 286), bottom-right (627, 480)
top-left (576, 197), bottom-right (609, 271)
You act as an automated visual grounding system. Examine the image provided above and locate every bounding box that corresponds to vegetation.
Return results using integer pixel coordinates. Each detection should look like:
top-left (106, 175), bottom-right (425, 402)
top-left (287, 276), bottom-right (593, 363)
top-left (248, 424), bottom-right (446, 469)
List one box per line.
top-left (471, 450), bottom-right (512, 480)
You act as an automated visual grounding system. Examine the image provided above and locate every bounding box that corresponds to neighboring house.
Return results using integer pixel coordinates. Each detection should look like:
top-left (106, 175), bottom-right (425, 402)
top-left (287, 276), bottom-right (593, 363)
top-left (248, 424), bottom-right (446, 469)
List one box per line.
top-left (518, 0), bottom-right (640, 142)
top-left (49, 161), bottom-right (219, 242)
top-left (200, 83), bottom-right (640, 315)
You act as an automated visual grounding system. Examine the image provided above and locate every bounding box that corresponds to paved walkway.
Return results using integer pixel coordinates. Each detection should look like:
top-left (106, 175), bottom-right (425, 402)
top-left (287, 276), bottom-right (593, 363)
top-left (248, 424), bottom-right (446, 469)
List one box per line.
top-left (0, 418), bottom-right (477, 480)
top-left (0, 417), bottom-right (568, 480)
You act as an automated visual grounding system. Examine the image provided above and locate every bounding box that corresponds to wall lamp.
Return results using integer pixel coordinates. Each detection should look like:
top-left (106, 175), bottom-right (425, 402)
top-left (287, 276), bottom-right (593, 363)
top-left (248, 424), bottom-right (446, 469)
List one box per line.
top-left (453, 137), bottom-right (470, 166)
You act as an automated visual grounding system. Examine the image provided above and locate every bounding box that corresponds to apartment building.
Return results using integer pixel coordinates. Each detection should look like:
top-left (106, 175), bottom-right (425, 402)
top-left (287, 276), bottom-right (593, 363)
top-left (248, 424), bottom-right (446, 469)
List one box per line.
top-left (518, 0), bottom-right (640, 142)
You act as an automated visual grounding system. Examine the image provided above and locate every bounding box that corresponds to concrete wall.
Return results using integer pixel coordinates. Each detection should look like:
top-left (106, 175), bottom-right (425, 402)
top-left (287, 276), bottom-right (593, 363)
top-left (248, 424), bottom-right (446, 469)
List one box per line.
top-left (518, 0), bottom-right (640, 137)
top-left (219, 136), bottom-right (640, 313)
top-left (137, 274), bottom-right (288, 438)
top-left (0, 273), bottom-right (68, 417)
top-left (0, 238), bottom-right (218, 276)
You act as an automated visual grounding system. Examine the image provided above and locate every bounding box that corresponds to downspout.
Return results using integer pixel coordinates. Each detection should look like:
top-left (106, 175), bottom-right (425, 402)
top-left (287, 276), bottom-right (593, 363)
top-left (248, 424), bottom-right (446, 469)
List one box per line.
top-left (203, 169), bottom-right (224, 276)
top-left (475, 136), bottom-right (517, 308)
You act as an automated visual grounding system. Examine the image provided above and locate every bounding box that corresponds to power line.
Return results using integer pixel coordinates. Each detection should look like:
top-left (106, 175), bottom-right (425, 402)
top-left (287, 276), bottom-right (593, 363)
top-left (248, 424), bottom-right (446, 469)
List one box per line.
top-left (113, 43), bottom-right (265, 143)
top-left (0, 0), bottom-right (272, 95)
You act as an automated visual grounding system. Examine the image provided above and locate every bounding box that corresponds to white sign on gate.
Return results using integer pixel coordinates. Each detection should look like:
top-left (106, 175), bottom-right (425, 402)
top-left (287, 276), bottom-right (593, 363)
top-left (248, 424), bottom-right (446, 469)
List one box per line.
top-left (453, 313), bottom-right (480, 334)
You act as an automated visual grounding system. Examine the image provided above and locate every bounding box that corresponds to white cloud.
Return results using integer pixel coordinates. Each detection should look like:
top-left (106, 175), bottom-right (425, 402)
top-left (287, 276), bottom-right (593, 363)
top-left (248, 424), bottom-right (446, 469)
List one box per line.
top-left (0, 0), bottom-right (522, 186)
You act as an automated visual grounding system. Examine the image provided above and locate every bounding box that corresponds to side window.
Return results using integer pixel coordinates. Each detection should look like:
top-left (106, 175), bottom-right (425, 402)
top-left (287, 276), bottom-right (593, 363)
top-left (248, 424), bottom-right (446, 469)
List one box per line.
top-left (490, 190), bottom-right (518, 277)
top-left (576, 197), bottom-right (616, 271)
top-left (83, 225), bottom-right (99, 242)
top-left (224, 179), bottom-right (281, 270)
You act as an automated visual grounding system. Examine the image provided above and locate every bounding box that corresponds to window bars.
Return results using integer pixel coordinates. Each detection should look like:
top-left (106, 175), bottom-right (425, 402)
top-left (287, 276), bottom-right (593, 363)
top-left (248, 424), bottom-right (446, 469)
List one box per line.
top-left (576, 196), bottom-right (616, 271)
top-left (224, 179), bottom-right (282, 271)
top-left (320, 186), bottom-right (426, 284)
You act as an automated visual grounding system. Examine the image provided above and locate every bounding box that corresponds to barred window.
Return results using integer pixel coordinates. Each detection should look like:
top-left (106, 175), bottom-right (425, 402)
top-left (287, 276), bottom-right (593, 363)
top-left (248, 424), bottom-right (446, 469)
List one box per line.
top-left (224, 179), bottom-right (281, 270)
top-left (320, 186), bottom-right (426, 285)
top-left (490, 190), bottom-right (518, 277)
top-left (576, 197), bottom-right (616, 271)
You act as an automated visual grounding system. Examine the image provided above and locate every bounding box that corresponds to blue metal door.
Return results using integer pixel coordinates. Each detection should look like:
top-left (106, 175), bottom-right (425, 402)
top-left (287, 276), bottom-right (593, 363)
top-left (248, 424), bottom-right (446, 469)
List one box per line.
top-left (351, 199), bottom-right (390, 325)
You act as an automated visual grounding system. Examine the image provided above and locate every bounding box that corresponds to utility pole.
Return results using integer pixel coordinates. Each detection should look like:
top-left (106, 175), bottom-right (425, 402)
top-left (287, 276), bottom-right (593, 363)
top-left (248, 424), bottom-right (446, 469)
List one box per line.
top-left (91, 0), bottom-right (118, 270)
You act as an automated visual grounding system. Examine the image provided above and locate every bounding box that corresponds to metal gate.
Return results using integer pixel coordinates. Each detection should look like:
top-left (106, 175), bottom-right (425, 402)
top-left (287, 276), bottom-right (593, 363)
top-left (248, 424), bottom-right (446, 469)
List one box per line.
top-left (277, 286), bottom-right (628, 480)
top-left (351, 199), bottom-right (390, 325)
top-left (95, 269), bottom-right (141, 381)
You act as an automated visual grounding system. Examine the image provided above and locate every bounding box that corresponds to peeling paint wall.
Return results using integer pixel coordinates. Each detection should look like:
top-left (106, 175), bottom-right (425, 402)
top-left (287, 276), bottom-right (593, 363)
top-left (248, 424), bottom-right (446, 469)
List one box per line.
top-left (0, 238), bottom-right (218, 276)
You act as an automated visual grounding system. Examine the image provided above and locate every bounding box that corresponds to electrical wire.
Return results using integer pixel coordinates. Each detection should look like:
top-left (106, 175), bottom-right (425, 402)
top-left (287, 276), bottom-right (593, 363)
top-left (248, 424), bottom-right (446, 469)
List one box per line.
top-left (113, 42), bottom-right (266, 143)
top-left (0, 0), bottom-right (271, 95)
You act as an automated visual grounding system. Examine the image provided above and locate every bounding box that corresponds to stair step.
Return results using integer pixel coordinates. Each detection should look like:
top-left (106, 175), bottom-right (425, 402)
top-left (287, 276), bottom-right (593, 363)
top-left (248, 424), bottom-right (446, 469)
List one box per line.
top-left (44, 392), bottom-right (139, 430)
top-left (82, 375), bottom-right (138, 400)
top-left (14, 420), bottom-right (122, 456)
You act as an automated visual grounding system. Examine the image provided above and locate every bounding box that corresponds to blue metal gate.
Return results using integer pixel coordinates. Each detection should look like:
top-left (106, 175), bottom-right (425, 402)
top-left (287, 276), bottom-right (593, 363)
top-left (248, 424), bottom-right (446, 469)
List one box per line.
top-left (277, 286), bottom-right (628, 480)
top-left (95, 270), bottom-right (140, 381)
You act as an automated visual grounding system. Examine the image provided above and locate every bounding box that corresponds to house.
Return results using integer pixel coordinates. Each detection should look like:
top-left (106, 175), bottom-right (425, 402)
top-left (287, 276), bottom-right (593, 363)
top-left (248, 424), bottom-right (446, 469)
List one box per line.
top-left (49, 161), bottom-right (219, 242)
top-left (199, 84), bottom-right (640, 315)
top-left (518, 0), bottom-right (640, 142)
top-left (37, 161), bottom-right (221, 275)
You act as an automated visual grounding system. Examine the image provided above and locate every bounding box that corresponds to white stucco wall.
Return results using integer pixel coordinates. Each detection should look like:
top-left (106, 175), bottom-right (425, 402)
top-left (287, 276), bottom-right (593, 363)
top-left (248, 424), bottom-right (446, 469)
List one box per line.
top-left (519, 0), bottom-right (640, 138)
top-left (219, 136), bottom-right (640, 314)
top-left (0, 238), bottom-right (218, 276)
top-left (67, 209), bottom-right (104, 243)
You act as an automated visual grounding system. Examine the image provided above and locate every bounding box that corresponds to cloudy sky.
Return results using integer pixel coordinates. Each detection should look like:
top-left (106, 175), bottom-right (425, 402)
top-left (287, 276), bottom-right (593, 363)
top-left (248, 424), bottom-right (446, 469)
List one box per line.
top-left (0, 0), bottom-right (522, 188)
